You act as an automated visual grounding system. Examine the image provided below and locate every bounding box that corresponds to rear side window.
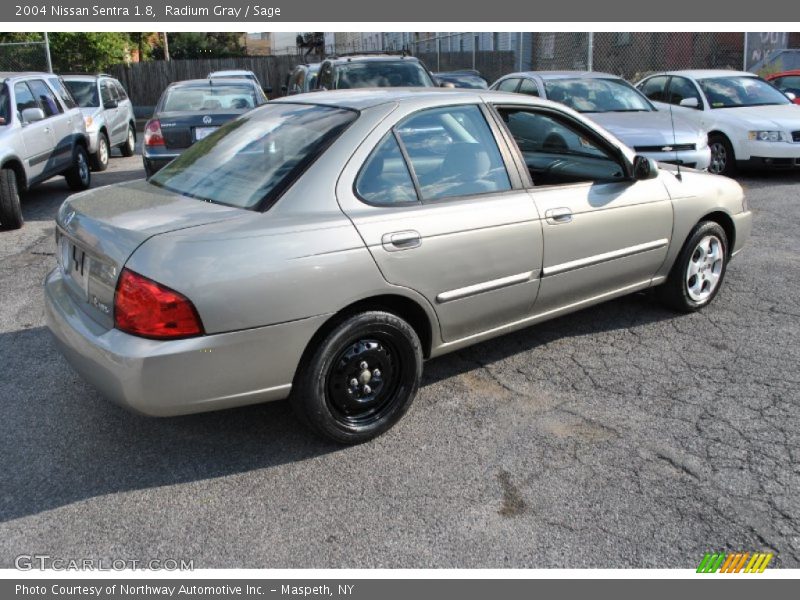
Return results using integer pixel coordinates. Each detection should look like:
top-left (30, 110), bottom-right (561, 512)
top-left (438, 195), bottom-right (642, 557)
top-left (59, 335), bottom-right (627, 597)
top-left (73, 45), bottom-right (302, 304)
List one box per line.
top-left (48, 77), bottom-right (77, 109)
top-left (149, 103), bottom-right (358, 210)
top-left (495, 78), bottom-right (520, 92)
top-left (395, 105), bottom-right (511, 201)
top-left (28, 79), bottom-right (62, 116)
top-left (356, 133), bottom-right (418, 205)
top-left (639, 76), bottom-right (669, 102)
top-left (518, 79), bottom-right (539, 96)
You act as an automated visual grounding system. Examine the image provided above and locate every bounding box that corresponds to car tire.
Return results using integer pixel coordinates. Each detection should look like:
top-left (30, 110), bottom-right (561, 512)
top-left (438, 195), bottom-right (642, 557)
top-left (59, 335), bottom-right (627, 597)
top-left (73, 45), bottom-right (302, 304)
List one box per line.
top-left (0, 168), bottom-right (23, 230)
top-left (90, 133), bottom-right (109, 171)
top-left (708, 134), bottom-right (736, 177)
top-left (120, 125), bottom-right (135, 157)
top-left (65, 145), bottom-right (91, 191)
top-left (657, 221), bottom-right (728, 312)
top-left (291, 311), bottom-right (423, 444)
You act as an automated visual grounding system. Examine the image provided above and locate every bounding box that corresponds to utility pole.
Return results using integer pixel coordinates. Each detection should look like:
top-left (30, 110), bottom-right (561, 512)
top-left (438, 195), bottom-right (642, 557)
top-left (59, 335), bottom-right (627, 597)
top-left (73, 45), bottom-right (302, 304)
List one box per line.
top-left (162, 32), bottom-right (170, 61)
top-left (43, 32), bottom-right (53, 73)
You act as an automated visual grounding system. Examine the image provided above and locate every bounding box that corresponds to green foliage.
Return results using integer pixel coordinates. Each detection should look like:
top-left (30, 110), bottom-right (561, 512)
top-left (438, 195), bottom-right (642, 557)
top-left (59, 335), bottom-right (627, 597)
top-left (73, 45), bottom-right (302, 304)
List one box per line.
top-left (152, 33), bottom-right (247, 60)
top-left (0, 32), bottom-right (132, 72)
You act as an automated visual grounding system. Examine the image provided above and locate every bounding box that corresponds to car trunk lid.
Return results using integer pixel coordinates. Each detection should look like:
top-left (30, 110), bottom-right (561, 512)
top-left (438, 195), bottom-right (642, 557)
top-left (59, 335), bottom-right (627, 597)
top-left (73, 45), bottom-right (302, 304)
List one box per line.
top-left (56, 179), bottom-right (248, 329)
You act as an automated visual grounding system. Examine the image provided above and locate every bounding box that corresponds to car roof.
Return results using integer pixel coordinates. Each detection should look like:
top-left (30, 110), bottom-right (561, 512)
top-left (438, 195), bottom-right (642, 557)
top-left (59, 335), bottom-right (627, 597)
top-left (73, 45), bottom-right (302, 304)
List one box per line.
top-left (209, 70), bottom-right (255, 76)
top-left (647, 69), bottom-right (757, 79)
top-left (326, 55), bottom-right (422, 64)
top-left (0, 71), bottom-right (54, 83)
top-left (501, 71), bottom-right (621, 80)
top-left (270, 87), bottom-right (559, 110)
top-left (167, 78), bottom-right (257, 88)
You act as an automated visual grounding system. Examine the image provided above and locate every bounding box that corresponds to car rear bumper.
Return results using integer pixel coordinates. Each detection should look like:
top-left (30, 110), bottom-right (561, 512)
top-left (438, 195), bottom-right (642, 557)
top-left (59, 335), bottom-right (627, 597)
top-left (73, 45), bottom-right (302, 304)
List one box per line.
top-left (44, 268), bottom-right (329, 417)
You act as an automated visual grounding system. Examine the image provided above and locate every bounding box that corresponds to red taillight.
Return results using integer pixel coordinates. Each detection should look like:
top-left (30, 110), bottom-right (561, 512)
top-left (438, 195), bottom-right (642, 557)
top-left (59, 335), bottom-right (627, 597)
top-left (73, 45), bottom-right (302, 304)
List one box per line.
top-left (143, 119), bottom-right (165, 147)
top-left (114, 269), bottom-right (203, 340)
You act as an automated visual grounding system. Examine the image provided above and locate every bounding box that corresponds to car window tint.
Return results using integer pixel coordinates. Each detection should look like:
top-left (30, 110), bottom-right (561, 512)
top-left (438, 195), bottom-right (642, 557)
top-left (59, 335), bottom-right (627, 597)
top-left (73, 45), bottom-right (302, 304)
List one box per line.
top-left (668, 77), bottom-right (701, 106)
top-left (496, 78), bottom-right (520, 92)
top-left (27, 79), bottom-right (62, 116)
top-left (63, 80), bottom-right (99, 108)
top-left (48, 77), bottom-right (77, 109)
top-left (396, 105), bottom-right (511, 201)
top-left (518, 79), bottom-right (539, 96)
top-left (639, 75), bottom-right (669, 102)
top-left (498, 108), bottom-right (624, 186)
top-left (100, 81), bottom-right (115, 105)
top-left (356, 133), bottom-right (418, 205)
top-left (13, 82), bottom-right (37, 115)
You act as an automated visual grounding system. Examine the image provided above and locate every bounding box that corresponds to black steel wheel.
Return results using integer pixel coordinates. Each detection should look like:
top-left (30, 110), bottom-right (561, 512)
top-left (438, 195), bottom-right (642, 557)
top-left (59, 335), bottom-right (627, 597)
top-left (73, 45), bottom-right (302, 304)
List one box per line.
top-left (291, 311), bottom-right (423, 444)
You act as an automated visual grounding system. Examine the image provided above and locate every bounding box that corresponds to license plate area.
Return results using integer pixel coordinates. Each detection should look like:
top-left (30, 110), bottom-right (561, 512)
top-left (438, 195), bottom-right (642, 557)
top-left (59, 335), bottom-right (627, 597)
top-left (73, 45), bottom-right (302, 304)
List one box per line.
top-left (59, 235), bottom-right (90, 299)
top-left (194, 126), bottom-right (218, 141)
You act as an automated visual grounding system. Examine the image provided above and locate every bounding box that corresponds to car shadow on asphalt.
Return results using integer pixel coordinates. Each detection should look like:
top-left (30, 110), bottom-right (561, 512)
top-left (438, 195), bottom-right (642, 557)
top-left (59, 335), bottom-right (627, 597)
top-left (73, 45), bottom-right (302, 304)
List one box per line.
top-left (0, 291), bottom-right (677, 523)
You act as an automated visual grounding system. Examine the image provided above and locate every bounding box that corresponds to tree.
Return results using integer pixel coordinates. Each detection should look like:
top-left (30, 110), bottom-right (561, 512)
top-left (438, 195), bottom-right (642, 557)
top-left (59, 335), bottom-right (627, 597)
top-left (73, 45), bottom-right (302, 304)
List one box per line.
top-left (150, 33), bottom-right (246, 60)
top-left (0, 32), bottom-right (132, 72)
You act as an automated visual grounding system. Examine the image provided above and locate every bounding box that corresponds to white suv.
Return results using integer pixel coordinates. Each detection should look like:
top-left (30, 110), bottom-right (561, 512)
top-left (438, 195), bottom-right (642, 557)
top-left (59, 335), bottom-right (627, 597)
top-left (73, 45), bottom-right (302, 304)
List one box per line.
top-left (0, 72), bottom-right (91, 230)
top-left (62, 74), bottom-right (136, 171)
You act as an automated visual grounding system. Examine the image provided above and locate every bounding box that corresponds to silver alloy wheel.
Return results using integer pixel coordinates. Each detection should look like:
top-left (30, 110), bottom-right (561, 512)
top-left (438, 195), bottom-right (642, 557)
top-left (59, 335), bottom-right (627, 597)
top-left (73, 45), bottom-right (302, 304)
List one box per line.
top-left (709, 141), bottom-right (727, 174)
top-left (98, 136), bottom-right (108, 166)
top-left (78, 151), bottom-right (89, 185)
top-left (686, 234), bottom-right (724, 302)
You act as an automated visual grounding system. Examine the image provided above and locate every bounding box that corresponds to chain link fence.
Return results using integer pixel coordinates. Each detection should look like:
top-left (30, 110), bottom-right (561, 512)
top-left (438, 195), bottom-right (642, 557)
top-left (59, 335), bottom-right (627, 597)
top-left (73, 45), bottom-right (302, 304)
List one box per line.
top-left (0, 36), bottom-right (50, 72)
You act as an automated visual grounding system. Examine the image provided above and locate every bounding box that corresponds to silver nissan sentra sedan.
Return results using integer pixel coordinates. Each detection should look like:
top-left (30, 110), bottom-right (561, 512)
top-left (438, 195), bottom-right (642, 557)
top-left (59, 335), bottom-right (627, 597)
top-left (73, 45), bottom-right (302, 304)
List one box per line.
top-left (45, 88), bottom-right (752, 443)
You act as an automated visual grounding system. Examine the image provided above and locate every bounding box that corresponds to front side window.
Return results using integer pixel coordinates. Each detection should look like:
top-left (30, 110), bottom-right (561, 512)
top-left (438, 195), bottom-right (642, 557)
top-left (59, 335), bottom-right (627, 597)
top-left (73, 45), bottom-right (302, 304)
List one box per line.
top-left (113, 81), bottom-right (128, 101)
top-left (544, 78), bottom-right (652, 113)
top-left (638, 75), bottom-right (669, 102)
top-left (149, 103), bottom-right (357, 210)
top-left (63, 80), bottom-right (99, 108)
top-left (355, 133), bottom-right (418, 205)
top-left (667, 76), bottom-right (702, 107)
top-left (14, 82), bottom-right (37, 115)
top-left (334, 61), bottom-right (434, 88)
top-left (0, 84), bottom-right (10, 125)
top-left (497, 107), bottom-right (625, 186)
top-left (395, 105), bottom-right (511, 201)
top-left (28, 79), bottom-right (62, 117)
top-left (698, 76), bottom-right (791, 108)
top-left (100, 81), bottom-right (115, 106)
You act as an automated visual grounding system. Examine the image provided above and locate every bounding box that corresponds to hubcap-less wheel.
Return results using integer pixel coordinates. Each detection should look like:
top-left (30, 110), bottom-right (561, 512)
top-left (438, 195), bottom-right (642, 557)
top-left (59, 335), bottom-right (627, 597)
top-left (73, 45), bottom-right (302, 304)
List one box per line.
top-left (78, 152), bottom-right (89, 185)
top-left (686, 234), bottom-right (724, 302)
top-left (327, 337), bottom-right (399, 426)
top-left (709, 141), bottom-right (727, 175)
top-left (98, 137), bottom-right (108, 166)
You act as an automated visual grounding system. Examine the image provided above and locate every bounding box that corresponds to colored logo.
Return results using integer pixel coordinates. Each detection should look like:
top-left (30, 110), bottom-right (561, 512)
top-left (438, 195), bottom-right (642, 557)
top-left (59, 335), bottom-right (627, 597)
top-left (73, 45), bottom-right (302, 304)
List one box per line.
top-left (697, 552), bottom-right (773, 573)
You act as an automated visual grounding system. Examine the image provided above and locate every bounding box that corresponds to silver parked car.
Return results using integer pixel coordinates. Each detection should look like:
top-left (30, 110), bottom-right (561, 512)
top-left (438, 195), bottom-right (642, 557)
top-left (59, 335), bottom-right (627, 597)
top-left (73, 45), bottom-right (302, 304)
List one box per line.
top-left (62, 74), bottom-right (136, 171)
top-left (0, 72), bottom-right (91, 230)
top-left (491, 71), bottom-right (712, 170)
top-left (45, 89), bottom-right (752, 443)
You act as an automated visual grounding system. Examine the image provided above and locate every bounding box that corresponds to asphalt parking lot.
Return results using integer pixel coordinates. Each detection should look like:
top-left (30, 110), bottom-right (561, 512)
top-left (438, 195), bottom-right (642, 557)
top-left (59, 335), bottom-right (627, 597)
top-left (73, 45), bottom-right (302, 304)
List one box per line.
top-left (0, 146), bottom-right (798, 569)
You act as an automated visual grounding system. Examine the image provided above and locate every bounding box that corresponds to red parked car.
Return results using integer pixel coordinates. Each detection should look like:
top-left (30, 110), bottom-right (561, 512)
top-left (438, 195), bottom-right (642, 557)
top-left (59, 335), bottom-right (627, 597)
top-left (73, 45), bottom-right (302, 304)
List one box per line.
top-left (765, 70), bottom-right (800, 105)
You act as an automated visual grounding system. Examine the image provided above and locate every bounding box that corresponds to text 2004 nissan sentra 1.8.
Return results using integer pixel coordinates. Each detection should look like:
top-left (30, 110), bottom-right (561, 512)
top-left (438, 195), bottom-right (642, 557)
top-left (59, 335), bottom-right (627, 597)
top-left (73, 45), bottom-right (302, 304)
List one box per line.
top-left (45, 89), bottom-right (752, 444)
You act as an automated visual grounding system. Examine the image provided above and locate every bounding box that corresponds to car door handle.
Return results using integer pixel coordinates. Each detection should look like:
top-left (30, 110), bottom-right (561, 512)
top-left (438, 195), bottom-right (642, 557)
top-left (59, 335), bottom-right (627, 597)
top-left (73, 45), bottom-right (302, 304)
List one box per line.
top-left (382, 231), bottom-right (421, 252)
top-left (545, 207), bottom-right (573, 224)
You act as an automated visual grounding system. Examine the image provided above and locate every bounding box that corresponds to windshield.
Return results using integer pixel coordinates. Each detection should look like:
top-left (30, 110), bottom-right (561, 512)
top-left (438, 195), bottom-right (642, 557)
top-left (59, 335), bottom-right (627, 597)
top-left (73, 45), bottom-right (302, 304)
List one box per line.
top-left (544, 78), bottom-right (653, 113)
top-left (698, 76), bottom-right (792, 108)
top-left (148, 103), bottom-right (357, 210)
top-left (160, 84), bottom-right (258, 112)
top-left (335, 61), bottom-right (434, 88)
top-left (63, 80), bottom-right (99, 108)
top-left (438, 74), bottom-right (488, 89)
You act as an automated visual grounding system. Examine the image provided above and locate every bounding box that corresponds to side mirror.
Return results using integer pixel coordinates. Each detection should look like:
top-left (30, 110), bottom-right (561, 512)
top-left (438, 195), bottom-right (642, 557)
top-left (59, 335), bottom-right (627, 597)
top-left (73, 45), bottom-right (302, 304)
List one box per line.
top-left (633, 155), bottom-right (659, 180)
top-left (20, 107), bottom-right (45, 124)
top-left (678, 97), bottom-right (699, 108)
top-left (104, 99), bottom-right (118, 109)
top-left (785, 91), bottom-right (797, 101)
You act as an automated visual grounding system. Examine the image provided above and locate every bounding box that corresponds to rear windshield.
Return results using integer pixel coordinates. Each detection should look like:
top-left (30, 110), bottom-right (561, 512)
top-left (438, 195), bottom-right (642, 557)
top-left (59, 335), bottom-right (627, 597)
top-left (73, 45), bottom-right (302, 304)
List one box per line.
top-left (335, 61), bottom-right (434, 88)
top-left (148, 103), bottom-right (357, 210)
top-left (63, 80), bottom-right (99, 108)
top-left (160, 84), bottom-right (258, 112)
